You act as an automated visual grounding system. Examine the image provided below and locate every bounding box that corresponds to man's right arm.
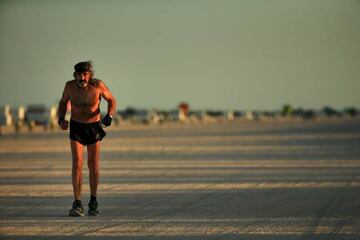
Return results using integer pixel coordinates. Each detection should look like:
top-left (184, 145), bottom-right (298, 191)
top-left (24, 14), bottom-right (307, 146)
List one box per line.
top-left (58, 82), bottom-right (70, 129)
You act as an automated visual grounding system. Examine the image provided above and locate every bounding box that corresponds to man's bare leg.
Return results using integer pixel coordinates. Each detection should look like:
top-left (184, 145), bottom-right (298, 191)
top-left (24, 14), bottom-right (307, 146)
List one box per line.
top-left (87, 141), bottom-right (100, 215)
top-left (87, 141), bottom-right (100, 197)
top-left (70, 140), bottom-right (84, 200)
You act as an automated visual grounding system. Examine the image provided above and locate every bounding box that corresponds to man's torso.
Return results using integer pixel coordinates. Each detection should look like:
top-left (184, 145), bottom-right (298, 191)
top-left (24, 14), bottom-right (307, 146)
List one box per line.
top-left (68, 80), bottom-right (101, 123)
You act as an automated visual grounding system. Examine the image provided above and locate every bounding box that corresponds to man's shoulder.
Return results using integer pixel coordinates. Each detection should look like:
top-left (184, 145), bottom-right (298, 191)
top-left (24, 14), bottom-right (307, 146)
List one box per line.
top-left (63, 80), bottom-right (77, 91)
top-left (91, 78), bottom-right (105, 88)
top-left (93, 78), bottom-right (104, 84)
top-left (65, 79), bottom-right (76, 86)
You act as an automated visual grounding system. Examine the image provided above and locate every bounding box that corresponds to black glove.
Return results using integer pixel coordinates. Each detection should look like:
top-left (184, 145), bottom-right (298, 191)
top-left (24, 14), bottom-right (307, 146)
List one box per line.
top-left (101, 114), bottom-right (112, 127)
top-left (58, 117), bottom-right (65, 126)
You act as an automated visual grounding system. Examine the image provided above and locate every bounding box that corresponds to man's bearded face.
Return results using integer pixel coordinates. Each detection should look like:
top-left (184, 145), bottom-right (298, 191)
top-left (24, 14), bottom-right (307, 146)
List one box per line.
top-left (75, 72), bottom-right (91, 88)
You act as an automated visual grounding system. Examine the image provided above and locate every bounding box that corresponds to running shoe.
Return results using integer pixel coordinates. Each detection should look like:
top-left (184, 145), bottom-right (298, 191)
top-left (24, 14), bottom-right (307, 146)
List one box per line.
top-left (88, 199), bottom-right (99, 216)
top-left (69, 200), bottom-right (85, 217)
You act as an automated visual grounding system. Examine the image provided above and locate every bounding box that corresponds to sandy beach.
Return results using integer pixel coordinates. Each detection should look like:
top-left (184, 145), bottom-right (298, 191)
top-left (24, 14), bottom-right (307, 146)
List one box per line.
top-left (0, 119), bottom-right (360, 239)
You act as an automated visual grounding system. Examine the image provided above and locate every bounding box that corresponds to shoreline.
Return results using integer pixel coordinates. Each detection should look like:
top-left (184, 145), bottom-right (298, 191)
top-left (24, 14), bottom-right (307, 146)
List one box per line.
top-left (0, 116), bottom-right (359, 136)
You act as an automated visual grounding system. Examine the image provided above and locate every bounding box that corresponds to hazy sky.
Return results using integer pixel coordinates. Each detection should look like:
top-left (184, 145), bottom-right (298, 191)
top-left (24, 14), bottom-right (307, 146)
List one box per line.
top-left (0, 0), bottom-right (359, 111)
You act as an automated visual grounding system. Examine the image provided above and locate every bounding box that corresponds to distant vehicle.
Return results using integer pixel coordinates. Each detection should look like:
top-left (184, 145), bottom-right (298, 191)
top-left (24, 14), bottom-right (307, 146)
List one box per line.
top-left (25, 104), bottom-right (50, 131)
top-left (189, 111), bottom-right (203, 122)
top-left (118, 107), bottom-right (149, 124)
top-left (135, 110), bottom-right (150, 123)
top-left (205, 110), bottom-right (225, 118)
top-left (168, 110), bottom-right (179, 122)
top-left (322, 106), bottom-right (342, 117)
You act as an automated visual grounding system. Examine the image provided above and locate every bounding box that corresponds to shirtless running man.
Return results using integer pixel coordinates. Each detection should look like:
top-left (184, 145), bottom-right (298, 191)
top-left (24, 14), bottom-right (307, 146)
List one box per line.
top-left (58, 61), bottom-right (116, 216)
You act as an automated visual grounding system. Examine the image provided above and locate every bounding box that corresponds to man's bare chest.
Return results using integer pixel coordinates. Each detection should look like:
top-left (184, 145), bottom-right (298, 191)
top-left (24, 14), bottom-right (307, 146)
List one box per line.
top-left (70, 88), bottom-right (100, 108)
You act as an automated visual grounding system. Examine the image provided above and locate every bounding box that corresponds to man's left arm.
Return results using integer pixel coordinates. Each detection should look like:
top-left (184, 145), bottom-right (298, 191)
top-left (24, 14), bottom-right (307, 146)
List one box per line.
top-left (99, 80), bottom-right (116, 125)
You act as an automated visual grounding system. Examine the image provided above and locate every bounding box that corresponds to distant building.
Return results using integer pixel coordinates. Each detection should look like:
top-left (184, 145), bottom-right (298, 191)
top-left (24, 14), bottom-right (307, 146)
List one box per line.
top-left (178, 102), bottom-right (189, 122)
top-left (244, 111), bottom-right (254, 121)
top-left (149, 109), bottom-right (172, 124)
top-left (11, 106), bottom-right (26, 133)
top-left (0, 105), bottom-right (12, 126)
top-left (12, 106), bottom-right (26, 124)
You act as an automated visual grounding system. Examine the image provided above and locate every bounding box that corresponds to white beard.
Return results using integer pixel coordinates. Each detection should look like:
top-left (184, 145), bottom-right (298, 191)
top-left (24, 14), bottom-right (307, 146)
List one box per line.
top-left (77, 80), bottom-right (88, 88)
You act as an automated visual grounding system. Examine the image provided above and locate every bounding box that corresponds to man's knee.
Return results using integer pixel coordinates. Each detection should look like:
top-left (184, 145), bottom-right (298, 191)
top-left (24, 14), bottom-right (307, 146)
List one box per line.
top-left (72, 157), bottom-right (83, 172)
top-left (87, 161), bottom-right (99, 173)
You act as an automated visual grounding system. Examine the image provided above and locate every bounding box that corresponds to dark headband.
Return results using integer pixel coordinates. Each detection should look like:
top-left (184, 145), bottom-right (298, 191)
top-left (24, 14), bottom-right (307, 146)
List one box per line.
top-left (74, 61), bottom-right (93, 72)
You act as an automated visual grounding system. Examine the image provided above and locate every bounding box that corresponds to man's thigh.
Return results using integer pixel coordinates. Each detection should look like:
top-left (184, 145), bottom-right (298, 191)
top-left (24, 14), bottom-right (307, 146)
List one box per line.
top-left (87, 141), bottom-right (100, 165)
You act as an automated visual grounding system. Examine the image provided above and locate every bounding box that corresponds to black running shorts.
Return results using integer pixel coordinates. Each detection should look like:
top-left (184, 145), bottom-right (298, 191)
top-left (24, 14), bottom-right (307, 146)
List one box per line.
top-left (69, 119), bottom-right (106, 145)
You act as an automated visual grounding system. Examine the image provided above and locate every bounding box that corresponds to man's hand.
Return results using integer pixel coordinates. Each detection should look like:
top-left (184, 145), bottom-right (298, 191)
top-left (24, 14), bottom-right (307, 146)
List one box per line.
top-left (58, 119), bottom-right (69, 130)
top-left (101, 114), bottom-right (112, 127)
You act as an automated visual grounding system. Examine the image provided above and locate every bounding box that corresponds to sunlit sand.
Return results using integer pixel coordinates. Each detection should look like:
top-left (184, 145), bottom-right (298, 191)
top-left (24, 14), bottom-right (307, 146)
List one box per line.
top-left (1, 119), bottom-right (360, 239)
